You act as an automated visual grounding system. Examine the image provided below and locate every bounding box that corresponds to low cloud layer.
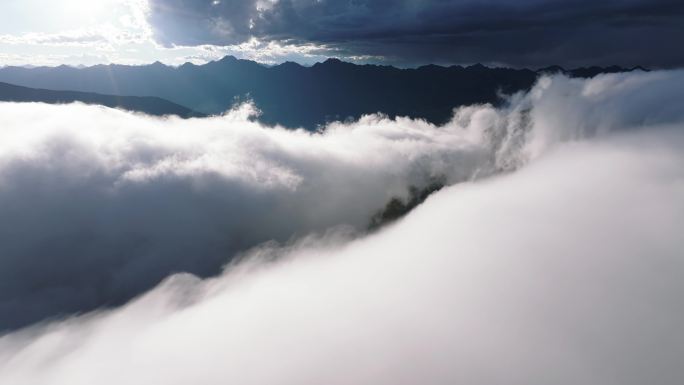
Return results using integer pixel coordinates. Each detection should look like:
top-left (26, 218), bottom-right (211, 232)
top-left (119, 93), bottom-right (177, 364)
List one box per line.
top-left (0, 97), bottom-right (519, 330)
top-left (147, 0), bottom-right (684, 67)
top-left (1, 71), bottom-right (684, 383)
top-left (1, 70), bottom-right (683, 332)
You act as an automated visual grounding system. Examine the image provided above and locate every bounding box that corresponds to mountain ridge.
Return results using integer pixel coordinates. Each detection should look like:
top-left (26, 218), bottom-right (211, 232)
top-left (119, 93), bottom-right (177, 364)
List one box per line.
top-left (0, 57), bottom-right (646, 128)
top-left (0, 81), bottom-right (203, 118)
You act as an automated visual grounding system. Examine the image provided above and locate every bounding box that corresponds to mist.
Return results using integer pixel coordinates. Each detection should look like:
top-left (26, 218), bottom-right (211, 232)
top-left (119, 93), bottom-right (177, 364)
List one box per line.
top-left (0, 70), bottom-right (683, 384)
top-left (0, 101), bottom-right (498, 330)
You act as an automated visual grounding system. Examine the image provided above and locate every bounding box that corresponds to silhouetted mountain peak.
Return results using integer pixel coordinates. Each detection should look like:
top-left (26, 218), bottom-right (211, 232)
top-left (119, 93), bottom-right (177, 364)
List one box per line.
top-left (537, 65), bottom-right (566, 73)
top-left (536, 64), bottom-right (648, 78)
top-left (314, 58), bottom-right (356, 69)
top-left (418, 64), bottom-right (446, 70)
top-left (207, 55), bottom-right (267, 71)
top-left (323, 58), bottom-right (343, 64)
top-left (218, 55), bottom-right (239, 63)
top-left (0, 58), bottom-right (645, 129)
top-left (276, 61), bottom-right (304, 69)
top-left (467, 63), bottom-right (488, 70)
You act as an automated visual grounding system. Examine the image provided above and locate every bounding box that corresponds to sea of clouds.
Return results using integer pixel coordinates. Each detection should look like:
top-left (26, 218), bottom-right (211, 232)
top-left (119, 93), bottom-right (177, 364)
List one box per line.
top-left (0, 70), bottom-right (683, 384)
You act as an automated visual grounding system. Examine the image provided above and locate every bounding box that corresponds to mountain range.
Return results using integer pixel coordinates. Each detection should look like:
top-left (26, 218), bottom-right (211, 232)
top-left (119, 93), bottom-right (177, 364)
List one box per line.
top-left (0, 57), bottom-right (646, 128)
top-left (0, 81), bottom-right (202, 118)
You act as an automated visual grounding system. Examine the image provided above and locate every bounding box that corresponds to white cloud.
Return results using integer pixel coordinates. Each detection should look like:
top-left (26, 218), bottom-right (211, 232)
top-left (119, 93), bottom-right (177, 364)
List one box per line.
top-left (0, 70), bottom-right (683, 383)
top-left (0, 0), bottom-right (347, 67)
top-left (0, 30), bottom-right (109, 46)
top-left (0, 98), bottom-right (507, 330)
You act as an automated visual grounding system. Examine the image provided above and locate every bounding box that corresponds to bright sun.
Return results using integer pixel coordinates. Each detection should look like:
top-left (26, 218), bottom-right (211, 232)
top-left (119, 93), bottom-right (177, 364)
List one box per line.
top-left (60, 0), bottom-right (121, 25)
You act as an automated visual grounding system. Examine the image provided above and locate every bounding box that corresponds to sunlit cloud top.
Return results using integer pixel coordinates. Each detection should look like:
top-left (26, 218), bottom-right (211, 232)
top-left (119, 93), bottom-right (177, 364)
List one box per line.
top-left (0, 0), bottom-right (333, 67)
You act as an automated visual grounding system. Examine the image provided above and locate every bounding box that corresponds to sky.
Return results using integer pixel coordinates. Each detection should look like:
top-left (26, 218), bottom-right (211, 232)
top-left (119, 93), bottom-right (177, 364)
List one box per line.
top-left (1, 0), bottom-right (683, 68)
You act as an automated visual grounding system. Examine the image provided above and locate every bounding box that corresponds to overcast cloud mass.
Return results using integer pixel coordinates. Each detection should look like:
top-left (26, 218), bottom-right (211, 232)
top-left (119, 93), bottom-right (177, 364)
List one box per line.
top-left (0, 70), bottom-right (683, 384)
top-left (147, 0), bottom-right (684, 67)
top-left (0, 0), bottom-right (682, 67)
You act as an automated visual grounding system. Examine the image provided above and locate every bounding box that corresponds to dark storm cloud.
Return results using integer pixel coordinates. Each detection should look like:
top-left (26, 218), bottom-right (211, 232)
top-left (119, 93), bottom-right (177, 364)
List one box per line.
top-left (148, 0), bottom-right (257, 45)
top-left (147, 0), bottom-right (684, 67)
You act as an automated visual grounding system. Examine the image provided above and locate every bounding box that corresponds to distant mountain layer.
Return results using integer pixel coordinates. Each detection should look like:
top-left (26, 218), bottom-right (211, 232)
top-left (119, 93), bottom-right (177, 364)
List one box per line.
top-left (0, 82), bottom-right (202, 118)
top-left (0, 58), bottom-right (646, 128)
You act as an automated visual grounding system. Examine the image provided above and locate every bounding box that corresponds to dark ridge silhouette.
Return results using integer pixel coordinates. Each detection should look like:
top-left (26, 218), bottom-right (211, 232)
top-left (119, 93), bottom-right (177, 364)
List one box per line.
top-left (0, 81), bottom-right (203, 118)
top-left (0, 57), bottom-right (646, 129)
top-left (369, 178), bottom-right (446, 231)
top-left (537, 65), bottom-right (649, 78)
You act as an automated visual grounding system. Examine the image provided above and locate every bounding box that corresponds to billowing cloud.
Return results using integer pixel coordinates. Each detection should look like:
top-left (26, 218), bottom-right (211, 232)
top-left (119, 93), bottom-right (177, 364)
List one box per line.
top-left (146, 0), bottom-right (684, 67)
top-left (0, 99), bottom-right (509, 331)
top-left (1, 70), bottom-right (683, 384)
top-left (1, 70), bottom-right (683, 332)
